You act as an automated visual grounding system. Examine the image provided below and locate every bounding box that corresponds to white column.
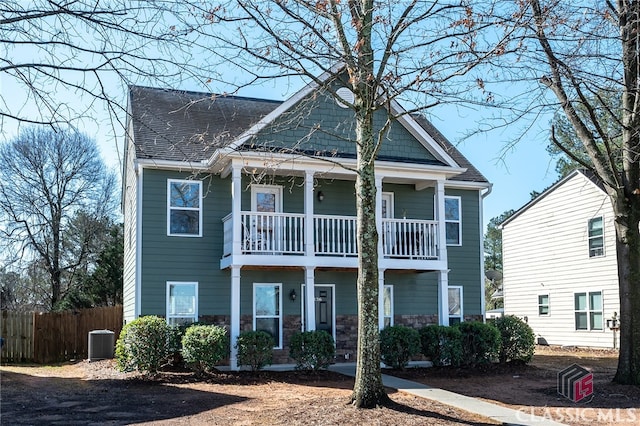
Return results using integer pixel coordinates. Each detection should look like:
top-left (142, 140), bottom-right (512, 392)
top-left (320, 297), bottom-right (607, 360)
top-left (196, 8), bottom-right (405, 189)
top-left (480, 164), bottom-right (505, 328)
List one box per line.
top-left (435, 180), bottom-right (450, 326)
top-left (378, 268), bottom-right (385, 330)
top-left (231, 164), bottom-right (243, 256)
top-left (305, 267), bottom-right (316, 331)
top-left (230, 265), bottom-right (241, 370)
top-left (304, 170), bottom-right (315, 257)
top-left (375, 176), bottom-right (383, 257)
top-left (438, 270), bottom-right (450, 326)
top-left (435, 180), bottom-right (448, 264)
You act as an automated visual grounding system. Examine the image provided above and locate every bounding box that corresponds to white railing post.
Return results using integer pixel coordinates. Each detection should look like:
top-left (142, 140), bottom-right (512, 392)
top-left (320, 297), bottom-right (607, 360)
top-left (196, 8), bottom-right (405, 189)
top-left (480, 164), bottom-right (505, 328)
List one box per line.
top-left (305, 171), bottom-right (315, 257)
top-left (435, 180), bottom-right (448, 263)
top-left (231, 165), bottom-right (243, 256)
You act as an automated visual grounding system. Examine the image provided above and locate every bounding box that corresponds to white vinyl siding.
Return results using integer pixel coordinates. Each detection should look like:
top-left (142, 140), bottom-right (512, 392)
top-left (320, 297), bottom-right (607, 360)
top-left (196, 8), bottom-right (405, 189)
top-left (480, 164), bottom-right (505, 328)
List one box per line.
top-left (502, 171), bottom-right (619, 348)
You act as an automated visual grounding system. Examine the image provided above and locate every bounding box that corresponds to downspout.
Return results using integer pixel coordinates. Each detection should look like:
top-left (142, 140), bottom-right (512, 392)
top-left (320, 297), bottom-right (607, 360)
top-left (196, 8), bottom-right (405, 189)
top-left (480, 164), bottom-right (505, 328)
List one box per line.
top-left (480, 184), bottom-right (493, 322)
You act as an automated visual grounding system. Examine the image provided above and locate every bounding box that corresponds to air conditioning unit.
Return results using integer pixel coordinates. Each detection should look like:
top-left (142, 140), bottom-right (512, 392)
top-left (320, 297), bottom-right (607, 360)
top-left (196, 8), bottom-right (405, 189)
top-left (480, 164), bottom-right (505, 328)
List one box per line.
top-left (88, 329), bottom-right (115, 361)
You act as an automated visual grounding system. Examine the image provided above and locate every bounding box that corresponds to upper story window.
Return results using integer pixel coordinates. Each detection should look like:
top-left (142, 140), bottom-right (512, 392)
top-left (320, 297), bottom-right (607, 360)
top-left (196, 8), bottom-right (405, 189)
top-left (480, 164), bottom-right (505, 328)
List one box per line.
top-left (445, 196), bottom-right (462, 246)
top-left (574, 291), bottom-right (603, 331)
top-left (167, 179), bottom-right (202, 237)
top-left (538, 294), bottom-right (549, 315)
top-left (588, 216), bottom-right (604, 257)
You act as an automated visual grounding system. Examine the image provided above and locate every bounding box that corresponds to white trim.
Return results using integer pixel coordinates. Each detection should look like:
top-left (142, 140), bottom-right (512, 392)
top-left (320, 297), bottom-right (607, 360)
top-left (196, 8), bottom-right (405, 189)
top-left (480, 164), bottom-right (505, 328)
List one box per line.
top-left (167, 179), bottom-right (203, 237)
top-left (383, 285), bottom-right (394, 327)
top-left (448, 285), bottom-right (464, 324)
top-left (251, 184), bottom-right (283, 213)
top-left (166, 281), bottom-right (198, 325)
top-left (444, 195), bottom-right (462, 246)
top-left (301, 284), bottom-right (336, 344)
top-left (135, 163), bottom-right (143, 318)
top-left (136, 158), bottom-right (208, 171)
top-left (253, 283), bottom-right (284, 349)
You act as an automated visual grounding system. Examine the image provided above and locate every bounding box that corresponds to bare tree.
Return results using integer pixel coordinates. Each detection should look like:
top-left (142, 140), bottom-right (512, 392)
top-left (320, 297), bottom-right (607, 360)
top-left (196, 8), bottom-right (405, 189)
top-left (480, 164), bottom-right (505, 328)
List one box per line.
top-left (495, 1), bottom-right (640, 385)
top-left (0, 127), bottom-right (117, 310)
top-left (174, 0), bottom-right (507, 407)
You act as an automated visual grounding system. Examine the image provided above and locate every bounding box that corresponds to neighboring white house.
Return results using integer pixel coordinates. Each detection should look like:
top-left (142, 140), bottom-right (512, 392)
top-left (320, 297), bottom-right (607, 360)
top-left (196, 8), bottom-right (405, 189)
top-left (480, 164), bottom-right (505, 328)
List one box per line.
top-left (501, 170), bottom-right (620, 349)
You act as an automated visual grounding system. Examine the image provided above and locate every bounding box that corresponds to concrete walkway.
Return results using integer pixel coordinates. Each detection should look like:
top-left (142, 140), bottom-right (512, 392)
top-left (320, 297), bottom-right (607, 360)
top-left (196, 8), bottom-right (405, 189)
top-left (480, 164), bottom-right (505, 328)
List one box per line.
top-left (328, 364), bottom-right (566, 426)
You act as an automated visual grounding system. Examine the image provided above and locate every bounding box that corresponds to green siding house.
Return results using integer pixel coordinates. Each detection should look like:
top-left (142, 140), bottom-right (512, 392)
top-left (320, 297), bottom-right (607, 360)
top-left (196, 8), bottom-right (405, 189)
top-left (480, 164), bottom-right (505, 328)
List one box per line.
top-left (122, 72), bottom-right (491, 369)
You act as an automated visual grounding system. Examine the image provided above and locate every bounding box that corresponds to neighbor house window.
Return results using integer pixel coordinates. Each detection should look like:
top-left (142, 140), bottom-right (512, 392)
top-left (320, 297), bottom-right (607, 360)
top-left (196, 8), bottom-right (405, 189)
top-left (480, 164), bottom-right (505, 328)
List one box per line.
top-left (445, 196), bottom-right (462, 246)
top-left (168, 179), bottom-right (202, 237)
top-left (448, 286), bottom-right (463, 325)
top-left (254, 283), bottom-right (282, 348)
top-left (166, 282), bottom-right (198, 325)
top-left (538, 294), bottom-right (549, 315)
top-left (575, 291), bottom-right (603, 330)
top-left (588, 217), bottom-right (604, 257)
top-left (383, 285), bottom-right (394, 328)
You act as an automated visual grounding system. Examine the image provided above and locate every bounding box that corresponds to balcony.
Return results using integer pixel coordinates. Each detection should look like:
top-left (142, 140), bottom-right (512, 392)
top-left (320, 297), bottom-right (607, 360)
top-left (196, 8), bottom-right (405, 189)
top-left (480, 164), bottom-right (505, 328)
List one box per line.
top-left (222, 212), bottom-right (441, 270)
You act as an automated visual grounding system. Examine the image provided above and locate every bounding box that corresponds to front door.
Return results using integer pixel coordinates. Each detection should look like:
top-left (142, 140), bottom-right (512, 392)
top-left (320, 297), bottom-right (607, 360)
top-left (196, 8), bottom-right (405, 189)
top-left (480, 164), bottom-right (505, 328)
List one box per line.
top-left (250, 185), bottom-right (282, 251)
top-left (315, 287), bottom-right (333, 337)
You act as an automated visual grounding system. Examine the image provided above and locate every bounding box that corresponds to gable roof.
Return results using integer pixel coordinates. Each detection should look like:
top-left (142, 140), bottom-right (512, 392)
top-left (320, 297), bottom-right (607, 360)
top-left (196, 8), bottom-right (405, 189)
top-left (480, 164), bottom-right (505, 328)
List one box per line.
top-left (128, 85), bottom-right (487, 183)
top-left (500, 169), bottom-right (606, 228)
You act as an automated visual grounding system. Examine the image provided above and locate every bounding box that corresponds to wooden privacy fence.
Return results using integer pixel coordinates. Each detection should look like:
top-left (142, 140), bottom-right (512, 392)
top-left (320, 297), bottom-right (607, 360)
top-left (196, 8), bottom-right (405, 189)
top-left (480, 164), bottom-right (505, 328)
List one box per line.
top-left (1, 306), bottom-right (123, 364)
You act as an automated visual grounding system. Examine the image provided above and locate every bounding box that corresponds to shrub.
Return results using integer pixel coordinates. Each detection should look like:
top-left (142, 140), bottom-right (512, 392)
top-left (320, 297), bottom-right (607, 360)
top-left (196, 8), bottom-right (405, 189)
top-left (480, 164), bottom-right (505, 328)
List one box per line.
top-left (236, 330), bottom-right (275, 371)
top-left (181, 324), bottom-right (229, 375)
top-left (419, 325), bottom-right (463, 367)
top-left (455, 321), bottom-right (500, 366)
top-left (494, 315), bottom-right (535, 364)
top-left (289, 330), bottom-right (335, 371)
top-left (115, 316), bottom-right (171, 375)
top-left (380, 325), bottom-right (421, 370)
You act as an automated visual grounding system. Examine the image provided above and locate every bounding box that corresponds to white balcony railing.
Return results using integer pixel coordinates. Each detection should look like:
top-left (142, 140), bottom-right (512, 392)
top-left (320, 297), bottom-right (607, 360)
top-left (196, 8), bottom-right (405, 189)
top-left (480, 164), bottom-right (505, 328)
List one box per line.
top-left (222, 212), bottom-right (438, 260)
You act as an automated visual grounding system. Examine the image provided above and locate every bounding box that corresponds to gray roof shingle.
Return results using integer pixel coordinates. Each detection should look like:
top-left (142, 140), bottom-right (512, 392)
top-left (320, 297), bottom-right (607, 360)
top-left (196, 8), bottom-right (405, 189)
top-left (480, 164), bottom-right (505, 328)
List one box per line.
top-left (128, 86), bottom-right (488, 183)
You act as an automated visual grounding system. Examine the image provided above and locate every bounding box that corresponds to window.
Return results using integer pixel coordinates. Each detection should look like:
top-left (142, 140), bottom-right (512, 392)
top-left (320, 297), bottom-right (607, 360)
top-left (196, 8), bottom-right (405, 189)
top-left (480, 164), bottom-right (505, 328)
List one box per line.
top-left (448, 286), bottom-right (463, 325)
top-left (588, 217), bottom-right (604, 257)
top-left (538, 294), bottom-right (549, 315)
top-left (168, 179), bottom-right (202, 236)
top-left (254, 283), bottom-right (282, 348)
top-left (166, 282), bottom-right (198, 325)
top-left (383, 285), bottom-right (394, 327)
top-left (445, 196), bottom-right (462, 246)
top-left (575, 291), bottom-right (603, 331)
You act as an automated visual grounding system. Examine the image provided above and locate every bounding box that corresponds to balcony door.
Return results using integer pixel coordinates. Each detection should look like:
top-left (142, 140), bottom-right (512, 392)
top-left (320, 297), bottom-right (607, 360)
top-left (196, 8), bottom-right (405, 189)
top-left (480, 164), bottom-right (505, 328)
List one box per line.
top-left (381, 192), bottom-right (395, 254)
top-left (250, 185), bottom-right (282, 252)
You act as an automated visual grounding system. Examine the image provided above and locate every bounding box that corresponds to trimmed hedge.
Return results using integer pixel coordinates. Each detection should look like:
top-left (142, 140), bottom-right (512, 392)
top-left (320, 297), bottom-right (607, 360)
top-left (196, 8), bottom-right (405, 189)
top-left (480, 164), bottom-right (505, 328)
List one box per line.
top-left (495, 315), bottom-right (535, 364)
top-left (456, 321), bottom-right (500, 366)
top-left (380, 325), bottom-right (421, 370)
top-left (236, 330), bottom-right (275, 371)
top-left (181, 324), bottom-right (229, 375)
top-left (289, 330), bottom-right (335, 371)
top-left (115, 316), bottom-right (171, 374)
top-left (419, 325), bottom-right (463, 367)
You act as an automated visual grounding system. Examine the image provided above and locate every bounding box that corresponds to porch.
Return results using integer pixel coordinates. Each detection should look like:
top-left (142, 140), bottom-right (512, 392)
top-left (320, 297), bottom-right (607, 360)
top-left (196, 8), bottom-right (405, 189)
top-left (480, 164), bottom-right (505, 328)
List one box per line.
top-left (221, 211), bottom-right (442, 270)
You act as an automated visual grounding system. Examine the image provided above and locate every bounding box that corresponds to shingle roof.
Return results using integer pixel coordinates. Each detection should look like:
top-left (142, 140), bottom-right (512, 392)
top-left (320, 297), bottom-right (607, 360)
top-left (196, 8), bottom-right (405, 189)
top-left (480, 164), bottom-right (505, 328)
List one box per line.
top-left (412, 114), bottom-right (488, 183)
top-left (129, 86), bottom-right (281, 162)
top-left (128, 86), bottom-right (488, 183)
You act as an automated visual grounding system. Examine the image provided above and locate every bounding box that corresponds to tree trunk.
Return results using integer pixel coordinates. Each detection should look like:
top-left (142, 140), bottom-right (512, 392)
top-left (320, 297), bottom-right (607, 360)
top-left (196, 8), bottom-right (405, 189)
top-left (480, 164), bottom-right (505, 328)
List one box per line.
top-left (350, 102), bottom-right (389, 407)
top-left (611, 193), bottom-right (640, 385)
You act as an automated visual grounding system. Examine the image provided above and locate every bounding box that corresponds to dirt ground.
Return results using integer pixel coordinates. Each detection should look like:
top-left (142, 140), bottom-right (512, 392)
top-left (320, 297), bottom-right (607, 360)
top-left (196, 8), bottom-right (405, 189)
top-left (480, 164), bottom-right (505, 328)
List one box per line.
top-left (391, 345), bottom-right (639, 426)
top-left (1, 346), bottom-right (638, 426)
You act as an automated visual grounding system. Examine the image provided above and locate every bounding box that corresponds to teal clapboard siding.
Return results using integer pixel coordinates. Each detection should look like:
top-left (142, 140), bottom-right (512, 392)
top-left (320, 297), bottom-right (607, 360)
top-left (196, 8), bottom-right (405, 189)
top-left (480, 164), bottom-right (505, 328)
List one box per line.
top-left (447, 189), bottom-right (482, 316)
top-left (140, 169), bottom-right (231, 316)
top-left (246, 86), bottom-right (438, 163)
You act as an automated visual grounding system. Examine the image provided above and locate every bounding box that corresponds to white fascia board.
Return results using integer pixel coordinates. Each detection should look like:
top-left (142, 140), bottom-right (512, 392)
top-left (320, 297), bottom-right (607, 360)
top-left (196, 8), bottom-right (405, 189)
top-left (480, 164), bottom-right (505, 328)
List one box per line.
top-left (443, 180), bottom-right (492, 191)
top-left (136, 158), bottom-right (209, 172)
top-left (389, 98), bottom-right (460, 167)
top-left (216, 149), bottom-right (468, 182)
